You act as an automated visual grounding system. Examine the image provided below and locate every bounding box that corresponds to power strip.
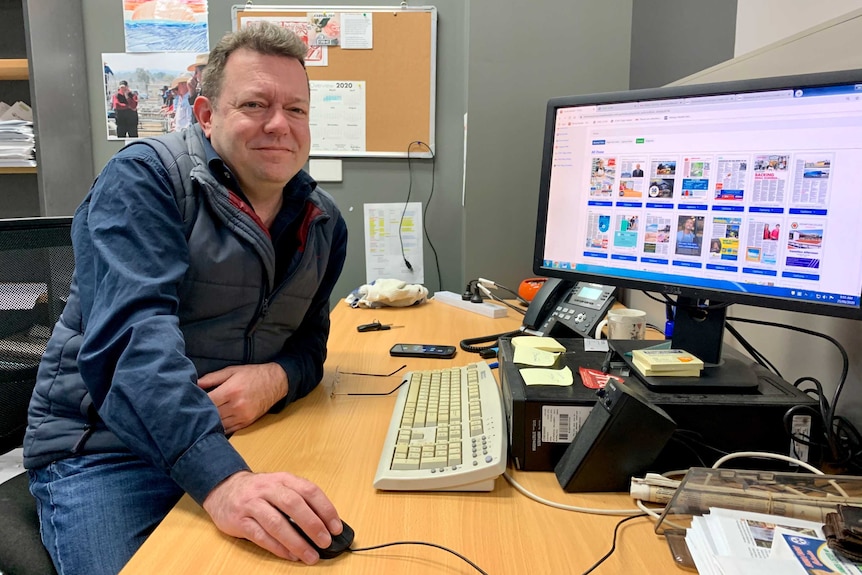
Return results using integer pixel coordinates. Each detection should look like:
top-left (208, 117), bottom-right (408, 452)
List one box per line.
top-left (432, 291), bottom-right (508, 319)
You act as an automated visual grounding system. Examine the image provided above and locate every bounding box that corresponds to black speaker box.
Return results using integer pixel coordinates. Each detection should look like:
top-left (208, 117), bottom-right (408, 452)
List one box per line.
top-left (554, 379), bottom-right (676, 492)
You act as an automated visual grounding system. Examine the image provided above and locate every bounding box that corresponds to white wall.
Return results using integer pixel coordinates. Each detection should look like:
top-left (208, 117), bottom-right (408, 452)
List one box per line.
top-left (735, 0), bottom-right (862, 56)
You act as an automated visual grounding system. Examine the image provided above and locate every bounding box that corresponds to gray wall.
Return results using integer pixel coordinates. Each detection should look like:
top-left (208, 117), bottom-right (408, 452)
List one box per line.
top-left (25, 0), bottom-right (94, 217)
top-left (630, 0), bottom-right (737, 89)
top-left (462, 0), bottom-right (634, 292)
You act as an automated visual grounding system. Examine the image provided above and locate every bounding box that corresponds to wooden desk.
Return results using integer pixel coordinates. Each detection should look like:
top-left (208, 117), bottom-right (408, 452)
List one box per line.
top-left (121, 299), bottom-right (678, 574)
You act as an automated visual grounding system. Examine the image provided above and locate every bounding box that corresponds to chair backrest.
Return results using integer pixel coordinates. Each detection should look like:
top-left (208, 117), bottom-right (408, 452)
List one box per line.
top-left (0, 217), bottom-right (74, 454)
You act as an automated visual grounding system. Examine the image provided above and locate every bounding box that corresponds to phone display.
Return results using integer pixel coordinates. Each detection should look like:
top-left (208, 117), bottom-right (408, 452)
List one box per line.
top-left (389, 344), bottom-right (457, 359)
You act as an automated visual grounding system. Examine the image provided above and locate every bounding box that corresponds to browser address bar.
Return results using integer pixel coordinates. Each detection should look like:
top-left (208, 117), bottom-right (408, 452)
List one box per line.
top-left (662, 108), bottom-right (862, 123)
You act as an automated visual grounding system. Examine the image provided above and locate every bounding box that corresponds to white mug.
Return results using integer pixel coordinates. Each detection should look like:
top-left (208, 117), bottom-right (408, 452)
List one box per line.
top-left (594, 308), bottom-right (647, 340)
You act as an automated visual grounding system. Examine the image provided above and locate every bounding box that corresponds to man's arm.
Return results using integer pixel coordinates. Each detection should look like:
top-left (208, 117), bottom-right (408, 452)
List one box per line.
top-left (76, 148), bottom-right (248, 503)
top-left (78, 149), bottom-right (346, 562)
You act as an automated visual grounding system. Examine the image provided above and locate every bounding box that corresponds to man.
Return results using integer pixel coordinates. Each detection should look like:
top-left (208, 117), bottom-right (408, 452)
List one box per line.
top-left (677, 217), bottom-right (697, 244)
top-left (632, 163), bottom-right (644, 177)
top-left (170, 75), bottom-right (193, 132)
top-left (25, 23), bottom-right (348, 575)
top-left (187, 52), bottom-right (208, 118)
top-left (111, 80), bottom-right (138, 138)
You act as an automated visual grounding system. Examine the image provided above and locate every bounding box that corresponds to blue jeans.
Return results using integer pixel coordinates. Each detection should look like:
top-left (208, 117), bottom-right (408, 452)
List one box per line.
top-left (29, 452), bottom-right (185, 575)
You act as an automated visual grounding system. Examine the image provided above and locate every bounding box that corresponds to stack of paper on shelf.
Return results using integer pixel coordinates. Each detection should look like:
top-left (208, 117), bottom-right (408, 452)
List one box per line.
top-left (631, 348), bottom-right (704, 377)
top-left (0, 101), bottom-right (35, 168)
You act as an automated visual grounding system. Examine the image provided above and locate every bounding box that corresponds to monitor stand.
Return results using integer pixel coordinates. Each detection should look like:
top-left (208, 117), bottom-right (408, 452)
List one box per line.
top-left (608, 298), bottom-right (759, 393)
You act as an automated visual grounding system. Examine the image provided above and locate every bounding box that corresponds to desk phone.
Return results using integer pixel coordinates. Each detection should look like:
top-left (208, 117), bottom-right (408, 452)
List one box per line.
top-left (523, 278), bottom-right (616, 338)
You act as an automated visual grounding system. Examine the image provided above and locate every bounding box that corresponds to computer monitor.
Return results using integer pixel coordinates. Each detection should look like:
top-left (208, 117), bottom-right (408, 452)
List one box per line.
top-left (533, 69), bottom-right (862, 392)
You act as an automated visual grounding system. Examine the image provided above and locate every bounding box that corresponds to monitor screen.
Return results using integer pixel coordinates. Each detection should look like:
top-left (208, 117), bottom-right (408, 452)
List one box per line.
top-left (533, 70), bottom-right (862, 390)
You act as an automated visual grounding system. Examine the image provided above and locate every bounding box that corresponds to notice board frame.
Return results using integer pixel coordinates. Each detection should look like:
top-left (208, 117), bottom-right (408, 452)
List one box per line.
top-left (232, 4), bottom-right (437, 158)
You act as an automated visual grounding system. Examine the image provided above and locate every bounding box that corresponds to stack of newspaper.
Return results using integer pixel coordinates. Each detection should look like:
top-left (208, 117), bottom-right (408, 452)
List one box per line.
top-left (0, 101), bottom-right (35, 168)
top-left (686, 507), bottom-right (862, 574)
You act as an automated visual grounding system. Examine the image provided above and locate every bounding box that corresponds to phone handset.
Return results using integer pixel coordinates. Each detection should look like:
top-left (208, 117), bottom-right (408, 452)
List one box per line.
top-left (523, 278), bottom-right (616, 338)
top-left (522, 278), bottom-right (573, 331)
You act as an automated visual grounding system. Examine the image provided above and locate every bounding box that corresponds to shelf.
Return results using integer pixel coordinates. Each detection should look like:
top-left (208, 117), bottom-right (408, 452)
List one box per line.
top-left (0, 59), bottom-right (29, 81)
top-left (0, 166), bottom-right (36, 174)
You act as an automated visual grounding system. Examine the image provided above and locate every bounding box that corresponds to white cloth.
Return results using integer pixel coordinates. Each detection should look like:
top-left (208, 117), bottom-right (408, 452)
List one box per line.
top-left (345, 278), bottom-right (428, 308)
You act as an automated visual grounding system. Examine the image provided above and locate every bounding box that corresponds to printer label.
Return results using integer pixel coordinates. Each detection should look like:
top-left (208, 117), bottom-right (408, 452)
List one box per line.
top-left (541, 406), bottom-right (593, 443)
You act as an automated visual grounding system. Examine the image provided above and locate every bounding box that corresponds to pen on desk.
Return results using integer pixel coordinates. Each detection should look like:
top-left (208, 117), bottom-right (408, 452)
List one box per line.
top-left (601, 349), bottom-right (614, 373)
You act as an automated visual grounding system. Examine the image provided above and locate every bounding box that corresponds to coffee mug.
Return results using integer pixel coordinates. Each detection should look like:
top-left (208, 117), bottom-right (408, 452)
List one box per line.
top-left (594, 308), bottom-right (647, 340)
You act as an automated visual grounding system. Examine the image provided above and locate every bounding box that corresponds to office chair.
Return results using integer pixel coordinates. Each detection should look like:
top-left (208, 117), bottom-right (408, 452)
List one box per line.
top-left (0, 217), bottom-right (74, 575)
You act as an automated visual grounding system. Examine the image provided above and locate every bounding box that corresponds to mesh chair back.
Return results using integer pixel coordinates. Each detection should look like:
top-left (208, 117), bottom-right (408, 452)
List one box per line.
top-left (0, 217), bottom-right (74, 454)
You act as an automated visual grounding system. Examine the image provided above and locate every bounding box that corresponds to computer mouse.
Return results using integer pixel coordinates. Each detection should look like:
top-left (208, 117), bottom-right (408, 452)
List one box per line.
top-left (287, 516), bottom-right (355, 559)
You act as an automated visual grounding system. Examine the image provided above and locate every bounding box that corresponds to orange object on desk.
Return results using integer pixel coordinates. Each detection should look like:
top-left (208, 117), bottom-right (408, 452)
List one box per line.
top-left (518, 277), bottom-right (547, 302)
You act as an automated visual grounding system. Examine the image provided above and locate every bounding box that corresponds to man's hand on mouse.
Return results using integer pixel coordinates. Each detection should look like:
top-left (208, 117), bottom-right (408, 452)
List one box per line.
top-left (202, 470), bottom-right (343, 564)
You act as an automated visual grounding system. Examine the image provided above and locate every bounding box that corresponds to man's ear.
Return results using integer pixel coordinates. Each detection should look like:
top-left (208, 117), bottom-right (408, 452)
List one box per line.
top-left (194, 95), bottom-right (214, 137)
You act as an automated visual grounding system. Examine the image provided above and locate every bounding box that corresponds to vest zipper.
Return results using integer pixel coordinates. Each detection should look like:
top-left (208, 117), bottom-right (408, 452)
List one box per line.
top-left (246, 295), bottom-right (270, 361)
top-left (243, 207), bottom-right (328, 361)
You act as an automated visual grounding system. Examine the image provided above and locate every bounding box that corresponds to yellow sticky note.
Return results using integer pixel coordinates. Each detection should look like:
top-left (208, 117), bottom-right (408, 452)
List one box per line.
top-left (513, 346), bottom-right (559, 367)
top-left (519, 366), bottom-right (574, 386)
top-left (510, 336), bottom-right (566, 353)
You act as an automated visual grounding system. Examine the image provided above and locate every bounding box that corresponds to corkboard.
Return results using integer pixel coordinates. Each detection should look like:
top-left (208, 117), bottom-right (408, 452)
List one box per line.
top-left (233, 6), bottom-right (436, 157)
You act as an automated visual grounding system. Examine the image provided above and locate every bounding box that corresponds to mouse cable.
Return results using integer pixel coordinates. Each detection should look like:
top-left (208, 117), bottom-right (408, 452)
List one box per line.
top-left (503, 472), bottom-right (641, 515)
top-left (348, 540), bottom-right (489, 575)
top-left (578, 514), bottom-right (649, 575)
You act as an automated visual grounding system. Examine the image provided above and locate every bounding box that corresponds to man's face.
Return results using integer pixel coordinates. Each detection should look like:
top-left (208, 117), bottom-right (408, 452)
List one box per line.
top-left (176, 81), bottom-right (189, 95)
top-left (195, 48), bottom-right (311, 198)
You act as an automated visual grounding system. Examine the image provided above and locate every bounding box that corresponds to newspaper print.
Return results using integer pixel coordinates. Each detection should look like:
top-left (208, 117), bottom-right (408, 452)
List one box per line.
top-left (680, 156), bottom-right (712, 201)
top-left (643, 212), bottom-right (672, 256)
top-left (709, 216), bottom-right (741, 261)
top-left (745, 217), bottom-right (782, 267)
top-left (714, 156), bottom-right (747, 202)
top-left (785, 220), bottom-right (824, 270)
top-left (589, 157), bottom-right (616, 198)
top-left (791, 155), bottom-right (833, 207)
top-left (752, 153), bottom-right (790, 205)
top-left (612, 213), bottom-right (640, 251)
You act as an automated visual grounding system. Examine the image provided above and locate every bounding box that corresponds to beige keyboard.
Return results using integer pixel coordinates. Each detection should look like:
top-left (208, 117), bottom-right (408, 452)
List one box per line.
top-left (372, 361), bottom-right (507, 491)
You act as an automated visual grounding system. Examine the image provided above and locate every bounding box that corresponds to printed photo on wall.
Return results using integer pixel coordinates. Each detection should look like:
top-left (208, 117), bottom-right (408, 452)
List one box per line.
top-left (122, 0), bottom-right (209, 53)
top-left (102, 51), bottom-right (203, 140)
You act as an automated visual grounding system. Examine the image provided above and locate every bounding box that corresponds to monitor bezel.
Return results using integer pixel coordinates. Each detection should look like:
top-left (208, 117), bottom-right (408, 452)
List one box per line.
top-left (532, 69), bottom-right (862, 321)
